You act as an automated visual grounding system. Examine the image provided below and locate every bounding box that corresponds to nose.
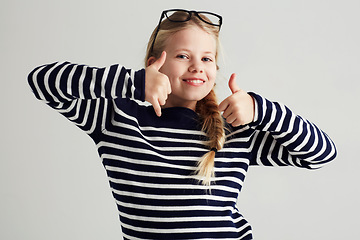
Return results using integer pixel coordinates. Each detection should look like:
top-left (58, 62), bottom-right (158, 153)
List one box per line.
top-left (188, 61), bottom-right (204, 73)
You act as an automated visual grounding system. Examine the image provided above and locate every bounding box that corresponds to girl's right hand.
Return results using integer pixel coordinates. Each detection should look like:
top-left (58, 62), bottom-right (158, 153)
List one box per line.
top-left (145, 51), bottom-right (172, 117)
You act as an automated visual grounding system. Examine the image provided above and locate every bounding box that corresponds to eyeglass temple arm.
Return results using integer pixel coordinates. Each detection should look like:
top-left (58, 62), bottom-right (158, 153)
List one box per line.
top-left (149, 12), bottom-right (166, 54)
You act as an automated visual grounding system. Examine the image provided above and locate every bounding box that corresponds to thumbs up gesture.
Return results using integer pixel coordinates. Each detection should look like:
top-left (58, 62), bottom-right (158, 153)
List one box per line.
top-left (218, 73), bottom-right (255, 127)
top-left (145, 51), bottom-right (172, 117)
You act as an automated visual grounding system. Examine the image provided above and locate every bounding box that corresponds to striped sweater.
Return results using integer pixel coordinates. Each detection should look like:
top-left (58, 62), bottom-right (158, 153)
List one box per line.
top-left (28, 61), bottom-right (337, 240)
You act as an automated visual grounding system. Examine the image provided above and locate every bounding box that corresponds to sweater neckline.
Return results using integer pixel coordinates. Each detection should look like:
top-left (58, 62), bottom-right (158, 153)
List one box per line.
top-left (162, 106), bottom-right (196, 112)
top-left (162, 106), bottom-right (198, 117)
top-left (159, 107), bottom-right (199, 124)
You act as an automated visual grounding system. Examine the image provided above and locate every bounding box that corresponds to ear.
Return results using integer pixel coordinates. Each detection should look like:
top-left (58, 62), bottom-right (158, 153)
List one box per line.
top-left (147, 56), bottom-right (157, 67)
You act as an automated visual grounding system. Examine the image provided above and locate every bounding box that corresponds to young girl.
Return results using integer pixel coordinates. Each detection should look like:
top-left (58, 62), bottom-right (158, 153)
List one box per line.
top-left (28, 9), bottom-right (337, 240)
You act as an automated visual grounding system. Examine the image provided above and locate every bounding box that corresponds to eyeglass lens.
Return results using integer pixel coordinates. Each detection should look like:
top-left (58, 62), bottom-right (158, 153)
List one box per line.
top-left (165, 10), bottom-right (221, 27)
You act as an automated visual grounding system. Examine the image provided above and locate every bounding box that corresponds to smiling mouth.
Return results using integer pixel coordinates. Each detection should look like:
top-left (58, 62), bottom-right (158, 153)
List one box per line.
top-left (183, 78), bottom-right (206, 84)
top-left (184, 79), bottom-right (204, 84)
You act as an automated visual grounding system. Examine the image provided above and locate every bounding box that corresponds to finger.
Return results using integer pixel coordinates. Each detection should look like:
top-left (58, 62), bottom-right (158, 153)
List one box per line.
top-left (222, 104), bottom-right (233, 119)
top-left (224, 112), bottom-right (234, 123)
top-left (153, 100), bottom-right (162, 117)
top-left (152, 51), bottom-right (167, 70)
top-left (231, 119), bottom-right (242, 127)
top-left (228, 73), bottom-right (241, 94)
top-left (158, 90), bottom-right (168, 106)
top-left (166, 76), bottom-right (172, 94)
top-left (218, 99), bottom-right (229, 112)
top-left (148, 96), bottom-right (162, 117)
top-left (225, 112), bottom-right (244, 127)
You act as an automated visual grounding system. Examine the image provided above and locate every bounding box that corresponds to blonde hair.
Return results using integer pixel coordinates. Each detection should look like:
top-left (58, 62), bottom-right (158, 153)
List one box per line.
top-left (145, 11), bottom-right (225, 185)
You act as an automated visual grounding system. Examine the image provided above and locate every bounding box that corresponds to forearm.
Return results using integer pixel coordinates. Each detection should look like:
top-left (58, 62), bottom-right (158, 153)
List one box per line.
top-left (28, 61), bottom-right (145, 103)
top-left (249, 92), bottom-right (337, 168)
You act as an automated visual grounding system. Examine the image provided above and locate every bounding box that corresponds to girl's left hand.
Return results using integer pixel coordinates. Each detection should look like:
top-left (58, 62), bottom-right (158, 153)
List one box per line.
top-left (218, 73), bottom-right (255, 127)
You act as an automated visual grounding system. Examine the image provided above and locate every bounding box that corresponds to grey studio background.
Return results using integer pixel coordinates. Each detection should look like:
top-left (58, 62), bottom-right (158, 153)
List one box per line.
top-left (1, 0), bottom-right (359, 239)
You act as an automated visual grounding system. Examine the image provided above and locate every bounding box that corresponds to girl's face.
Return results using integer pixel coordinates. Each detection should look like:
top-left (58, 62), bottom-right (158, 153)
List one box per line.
top-left (159, 26), bottom-right (217, 110)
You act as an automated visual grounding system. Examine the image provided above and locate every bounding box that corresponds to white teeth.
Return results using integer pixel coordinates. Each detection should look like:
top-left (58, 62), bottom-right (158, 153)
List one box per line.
top-left (185, 80), bottom-right (203, 83)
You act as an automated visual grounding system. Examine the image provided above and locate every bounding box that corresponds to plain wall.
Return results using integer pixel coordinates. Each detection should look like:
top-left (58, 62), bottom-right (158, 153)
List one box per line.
top-left (1, 0), bottom-right (359, 239)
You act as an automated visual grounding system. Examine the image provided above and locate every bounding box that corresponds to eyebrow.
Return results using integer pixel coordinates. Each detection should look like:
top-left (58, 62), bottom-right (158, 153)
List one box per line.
top-left (174, 48), bottom-right (216, 55)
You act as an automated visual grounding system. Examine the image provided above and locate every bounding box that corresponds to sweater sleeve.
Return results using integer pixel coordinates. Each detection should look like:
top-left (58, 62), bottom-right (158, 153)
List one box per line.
top-left (247, 92), bottom-right (337, 169)
top-left (28, 61), bottom-right (145, 137)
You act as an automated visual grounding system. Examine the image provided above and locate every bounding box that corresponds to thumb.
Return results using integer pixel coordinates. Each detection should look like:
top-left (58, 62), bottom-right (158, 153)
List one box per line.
top-left (152, 51), bottom-right (167, 70)
top-left (228, 73), bottom-right (241, 94)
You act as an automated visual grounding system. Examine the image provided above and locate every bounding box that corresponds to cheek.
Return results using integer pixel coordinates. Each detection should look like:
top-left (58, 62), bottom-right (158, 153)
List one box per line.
top-left (208, 68), bottom-right (217, 83)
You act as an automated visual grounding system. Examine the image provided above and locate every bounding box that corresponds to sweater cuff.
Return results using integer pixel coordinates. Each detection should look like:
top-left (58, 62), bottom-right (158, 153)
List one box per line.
top-left (247, 92), bottom-right (265, 129)
top-left (134, 68), bottom-right (146, 102)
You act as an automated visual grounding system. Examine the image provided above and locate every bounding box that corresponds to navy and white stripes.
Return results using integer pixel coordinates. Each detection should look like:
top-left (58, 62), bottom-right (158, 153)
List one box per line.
top-left (28, 62), bottom-right (337, 240)
top-left (248, 95), bottom-right (336, 168)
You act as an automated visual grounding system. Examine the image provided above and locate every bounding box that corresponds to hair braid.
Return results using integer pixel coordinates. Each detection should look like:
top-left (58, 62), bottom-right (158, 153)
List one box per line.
top-left (195, 89), bottom-right (225, 185)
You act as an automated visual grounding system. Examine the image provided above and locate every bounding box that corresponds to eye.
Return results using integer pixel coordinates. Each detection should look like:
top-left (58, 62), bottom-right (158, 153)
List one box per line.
top-left (176, 54), bottom-right (189, 59)
top-left (202, 57), bottom-right (213, 62)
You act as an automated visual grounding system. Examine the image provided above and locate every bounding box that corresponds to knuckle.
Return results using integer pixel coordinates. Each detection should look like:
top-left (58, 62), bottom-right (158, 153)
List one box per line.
top-left (149, 95), bottom-right (157, 100)
top-left (150, 96), bottom-right (158, 104)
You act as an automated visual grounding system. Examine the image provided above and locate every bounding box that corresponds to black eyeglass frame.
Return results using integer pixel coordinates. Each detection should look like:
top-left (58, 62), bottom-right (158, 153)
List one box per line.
top-left (149, 9), bottom-right (223, 54)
